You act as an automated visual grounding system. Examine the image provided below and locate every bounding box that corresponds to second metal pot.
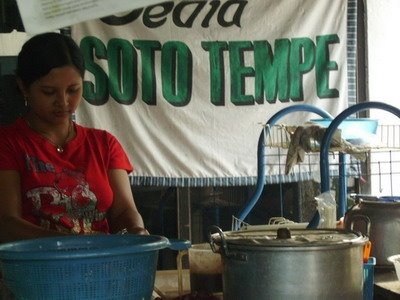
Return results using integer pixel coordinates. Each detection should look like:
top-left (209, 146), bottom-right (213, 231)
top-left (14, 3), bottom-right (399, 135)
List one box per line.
top-left (344, 195), bottom-right (400, 267)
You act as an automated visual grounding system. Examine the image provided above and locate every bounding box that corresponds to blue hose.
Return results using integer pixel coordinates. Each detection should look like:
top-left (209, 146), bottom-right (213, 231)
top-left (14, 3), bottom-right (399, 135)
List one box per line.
top-left (235, 104), bottom-right (333, 230)
top-left (310, 101), bottom-right (400, 229)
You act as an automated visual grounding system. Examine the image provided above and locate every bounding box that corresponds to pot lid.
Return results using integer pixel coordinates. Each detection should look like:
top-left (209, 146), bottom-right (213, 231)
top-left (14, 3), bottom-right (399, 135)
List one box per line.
top-left (361, 196), bottom-right (400, 204)
top-left (211, 227), bottom-right (367, 248)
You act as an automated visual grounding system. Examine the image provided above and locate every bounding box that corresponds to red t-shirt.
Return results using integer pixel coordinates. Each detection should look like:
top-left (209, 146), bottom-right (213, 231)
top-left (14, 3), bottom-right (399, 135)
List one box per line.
top-left (0, 118), bottom-right (133, 234)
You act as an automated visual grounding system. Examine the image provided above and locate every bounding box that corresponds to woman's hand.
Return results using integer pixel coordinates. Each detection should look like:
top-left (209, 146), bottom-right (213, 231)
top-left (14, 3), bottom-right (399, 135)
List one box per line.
top-left (118, 227), bottom-right (149, 235)
top-left (129, 226), bottom-right (149, 235)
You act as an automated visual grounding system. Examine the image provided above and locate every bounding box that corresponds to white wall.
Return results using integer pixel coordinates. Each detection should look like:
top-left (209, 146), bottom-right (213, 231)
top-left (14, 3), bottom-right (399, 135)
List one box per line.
top-left (0, 30), bottom-right (28, 56)
top-left (366, 0), bottom-right (400, 196)
top-left (367, 0), bottom-right (400, 121)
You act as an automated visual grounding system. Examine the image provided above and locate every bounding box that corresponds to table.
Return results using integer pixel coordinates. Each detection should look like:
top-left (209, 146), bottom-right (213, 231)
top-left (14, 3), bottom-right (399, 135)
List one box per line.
top-left (374, 269), bottom-right (400, 299)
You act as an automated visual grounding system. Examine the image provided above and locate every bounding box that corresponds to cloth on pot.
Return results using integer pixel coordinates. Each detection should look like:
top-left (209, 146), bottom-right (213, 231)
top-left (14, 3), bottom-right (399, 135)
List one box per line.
top-left (284, 124), bottom-right (368, 174)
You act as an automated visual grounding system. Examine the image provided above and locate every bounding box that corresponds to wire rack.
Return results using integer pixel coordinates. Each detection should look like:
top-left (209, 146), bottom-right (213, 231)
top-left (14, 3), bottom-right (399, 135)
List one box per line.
top-left (256, 124), bottom-right (376, 184)
top-left (231, 123), bottom-right (400, 230)
top-left (265, 124), bottom-right (400, 149)
top-left (232, 216), bottom-right (308, 232)
top-left (259, 123), bottom-right (381, 184)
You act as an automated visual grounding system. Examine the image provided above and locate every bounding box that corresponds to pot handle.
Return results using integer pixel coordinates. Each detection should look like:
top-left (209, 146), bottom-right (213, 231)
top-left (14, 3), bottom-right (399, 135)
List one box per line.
top-left (208, 225), bottom-right (229, 256)
top-left (349, 214), bottom-right (371, 237)
top-left (350, 194), bottom-right (379, 203)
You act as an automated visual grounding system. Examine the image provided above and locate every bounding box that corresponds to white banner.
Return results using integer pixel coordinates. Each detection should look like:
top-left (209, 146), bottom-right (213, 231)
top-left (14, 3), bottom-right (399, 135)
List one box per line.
top-left (72, 0), bottom-right (351, 186)
top-left (16, 0), bottom-right (168, 34)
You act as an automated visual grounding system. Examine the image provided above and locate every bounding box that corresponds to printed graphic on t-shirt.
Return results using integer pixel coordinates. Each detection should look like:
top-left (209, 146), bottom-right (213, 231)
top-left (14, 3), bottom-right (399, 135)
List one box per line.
top-left (26, 167), bottom-right (106, 234)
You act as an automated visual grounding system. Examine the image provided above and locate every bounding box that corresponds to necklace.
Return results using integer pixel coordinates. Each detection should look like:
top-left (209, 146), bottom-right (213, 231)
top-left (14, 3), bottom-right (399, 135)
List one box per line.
top-left (26, 119), bottom-right (73, 153)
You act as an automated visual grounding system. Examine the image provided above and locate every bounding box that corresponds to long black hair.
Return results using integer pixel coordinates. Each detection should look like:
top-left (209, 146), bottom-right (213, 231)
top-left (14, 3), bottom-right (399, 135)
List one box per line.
top-left (16, 32), bottom-right (85, 87)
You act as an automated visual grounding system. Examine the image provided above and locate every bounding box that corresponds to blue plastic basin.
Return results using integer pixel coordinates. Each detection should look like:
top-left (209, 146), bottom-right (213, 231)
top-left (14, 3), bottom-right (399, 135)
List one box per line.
top-left (0, 235), bottom-right (190, 300)
top-left (310, 118), bottom-right (378, 142)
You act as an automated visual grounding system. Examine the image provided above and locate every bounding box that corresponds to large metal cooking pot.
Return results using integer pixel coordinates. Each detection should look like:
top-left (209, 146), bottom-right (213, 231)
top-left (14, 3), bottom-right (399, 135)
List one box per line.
top-left (209, 226), bottom-right (368, 300)
top-left (344, 195), bottom-right (400, 267)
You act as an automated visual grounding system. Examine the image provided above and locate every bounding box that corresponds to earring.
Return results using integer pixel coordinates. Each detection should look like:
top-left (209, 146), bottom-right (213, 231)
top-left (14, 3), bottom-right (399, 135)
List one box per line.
top-left (24, 96), bottom-right (28, 107)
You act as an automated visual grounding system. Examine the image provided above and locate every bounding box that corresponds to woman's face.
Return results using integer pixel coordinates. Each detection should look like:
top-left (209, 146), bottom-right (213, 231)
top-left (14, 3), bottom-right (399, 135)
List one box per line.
top-left (22, 65), bottom-right (83, 125)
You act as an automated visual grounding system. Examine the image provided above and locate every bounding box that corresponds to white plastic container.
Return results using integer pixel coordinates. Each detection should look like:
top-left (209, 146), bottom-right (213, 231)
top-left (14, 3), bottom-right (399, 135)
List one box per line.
top-left (388, 254), bottom-right (400, 280)
top-left (188, 243), bottom-right (222, 294)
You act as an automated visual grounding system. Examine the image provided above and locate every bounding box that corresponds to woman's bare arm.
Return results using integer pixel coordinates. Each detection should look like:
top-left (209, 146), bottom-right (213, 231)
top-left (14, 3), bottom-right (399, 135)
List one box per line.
top-left (107, 169), bottom-right (149, 235)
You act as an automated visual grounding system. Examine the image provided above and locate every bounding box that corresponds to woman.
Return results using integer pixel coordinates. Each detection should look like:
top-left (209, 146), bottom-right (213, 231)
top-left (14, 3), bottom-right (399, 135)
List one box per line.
top-left (0, 32), bottom-right (148, 243)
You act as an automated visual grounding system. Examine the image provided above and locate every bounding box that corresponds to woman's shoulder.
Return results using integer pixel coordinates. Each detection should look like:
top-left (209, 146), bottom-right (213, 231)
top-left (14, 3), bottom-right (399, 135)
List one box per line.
top-left (76, 123), bottom-right (118, 141)
top-left (0, 118), bottom-right (25, 136)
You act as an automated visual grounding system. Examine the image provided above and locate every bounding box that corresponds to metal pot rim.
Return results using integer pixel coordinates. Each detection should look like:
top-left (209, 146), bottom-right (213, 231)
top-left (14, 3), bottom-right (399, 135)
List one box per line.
top-left (210, 227), bottom-right (368, 250)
